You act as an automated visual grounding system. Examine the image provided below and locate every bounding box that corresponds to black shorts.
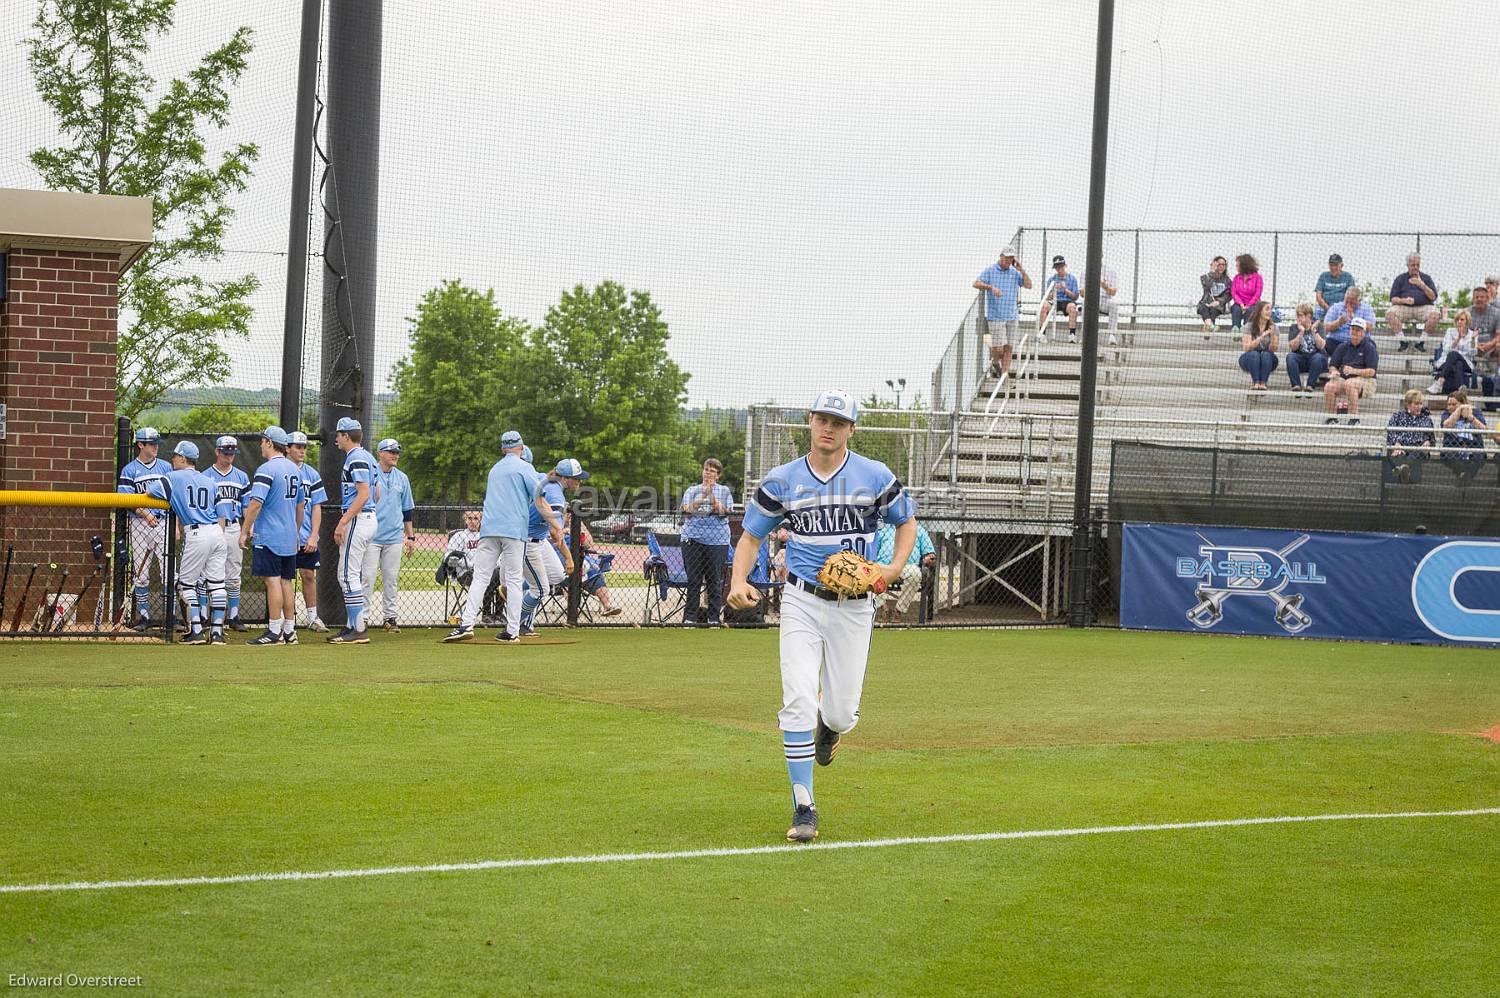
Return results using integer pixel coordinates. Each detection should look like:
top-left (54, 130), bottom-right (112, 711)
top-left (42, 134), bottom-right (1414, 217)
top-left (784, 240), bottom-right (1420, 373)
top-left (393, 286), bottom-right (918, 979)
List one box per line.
top-left (296, 548), bottom-right (320, 571)
top-left (252, 546), bottom-right (297, 581)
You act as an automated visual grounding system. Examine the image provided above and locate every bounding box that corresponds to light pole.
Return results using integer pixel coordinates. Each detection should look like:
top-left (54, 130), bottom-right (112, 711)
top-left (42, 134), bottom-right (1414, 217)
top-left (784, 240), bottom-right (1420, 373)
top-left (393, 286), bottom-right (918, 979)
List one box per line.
top-left (885, 377), bottom-right (907, 409)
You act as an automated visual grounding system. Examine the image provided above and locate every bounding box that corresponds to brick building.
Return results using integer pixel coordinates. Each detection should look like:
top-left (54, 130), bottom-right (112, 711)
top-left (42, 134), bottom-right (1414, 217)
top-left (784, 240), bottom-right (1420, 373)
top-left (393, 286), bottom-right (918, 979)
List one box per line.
top-left (0, 188), bottom-right (152, 627)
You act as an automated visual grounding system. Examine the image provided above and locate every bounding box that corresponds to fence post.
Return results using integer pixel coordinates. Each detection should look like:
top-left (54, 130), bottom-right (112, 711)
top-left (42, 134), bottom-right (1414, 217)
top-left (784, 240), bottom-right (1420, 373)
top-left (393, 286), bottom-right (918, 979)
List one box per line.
top-left (1271, 231), bottom-right (1280, 309)
top-left (1131, 229), bottom-right (1140, 327)
top-left (164, 510), bottom-right (176, 642)
top-left (113, 416), bottom-right (132, 626)
top-left (566, 500), bottom-right (582, 626)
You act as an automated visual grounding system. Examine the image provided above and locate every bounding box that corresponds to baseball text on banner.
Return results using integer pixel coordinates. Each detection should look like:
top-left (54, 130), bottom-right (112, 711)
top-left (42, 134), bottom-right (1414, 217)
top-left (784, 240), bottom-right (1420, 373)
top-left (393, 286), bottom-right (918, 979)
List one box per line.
top-left (1120, 522), bottom-right (1500, 646)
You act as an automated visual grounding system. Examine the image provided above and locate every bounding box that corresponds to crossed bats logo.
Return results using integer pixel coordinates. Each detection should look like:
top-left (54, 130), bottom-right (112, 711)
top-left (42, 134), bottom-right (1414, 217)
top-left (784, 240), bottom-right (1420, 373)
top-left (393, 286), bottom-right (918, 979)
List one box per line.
top-left (1178, 533), bottom-right (1319, 634)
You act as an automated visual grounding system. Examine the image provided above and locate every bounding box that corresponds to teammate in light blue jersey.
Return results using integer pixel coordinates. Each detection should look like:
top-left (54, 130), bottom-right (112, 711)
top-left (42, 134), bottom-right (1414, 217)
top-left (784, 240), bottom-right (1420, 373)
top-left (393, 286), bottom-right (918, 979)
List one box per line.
top-left (729, 389), bottom-right (916, 843)
top-left (242, 427), bottom-right (306, 646)
top-left (205, 435), bottom-right (251, 630)
top-left (146, 441), bottom-right (234, 643)
top-left (330, 418), bottom-right (378, 644)
top-left (117, 426), bottom-right (170, 628)
top-left (368, 438), bottom-right (416, 632)
top-left (288, 431), bottom-right (329, 632)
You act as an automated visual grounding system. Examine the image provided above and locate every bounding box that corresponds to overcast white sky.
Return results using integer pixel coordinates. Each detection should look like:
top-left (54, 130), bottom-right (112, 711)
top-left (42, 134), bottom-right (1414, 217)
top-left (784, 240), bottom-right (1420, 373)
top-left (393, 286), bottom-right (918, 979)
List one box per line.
top-left (3, 0), bottom-right (1494, 409)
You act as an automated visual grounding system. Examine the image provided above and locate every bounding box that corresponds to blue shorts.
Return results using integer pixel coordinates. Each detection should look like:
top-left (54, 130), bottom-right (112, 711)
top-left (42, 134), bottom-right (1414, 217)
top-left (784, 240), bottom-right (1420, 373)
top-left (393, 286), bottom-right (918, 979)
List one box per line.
top-left (297, 548), bottom-right (320, 571)
top-left (252, 546), bottom-right (297, 581)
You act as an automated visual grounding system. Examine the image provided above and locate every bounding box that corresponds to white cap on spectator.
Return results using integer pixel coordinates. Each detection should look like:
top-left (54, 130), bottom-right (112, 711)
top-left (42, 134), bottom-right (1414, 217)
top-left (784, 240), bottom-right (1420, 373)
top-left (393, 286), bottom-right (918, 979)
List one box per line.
top-left (1350, 316), bottom-right (1369, 329)
top-left (1000, 246), bottom-right (1017, 258)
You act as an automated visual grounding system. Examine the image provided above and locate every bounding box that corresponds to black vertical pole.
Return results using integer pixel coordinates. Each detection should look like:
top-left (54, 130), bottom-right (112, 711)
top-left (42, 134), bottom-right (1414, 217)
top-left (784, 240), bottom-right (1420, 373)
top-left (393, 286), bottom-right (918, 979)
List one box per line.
top-left (163, 510), bottom-right (176, 643)
top-left (317, 0), bottom-right (382, 626)
top-left (112, 417), bottom-right (131, 623)
top-left (566, 502), bottom-right (582, 626)
top-left (279, 0), bottom-right (323, 431)
top-left (1068, 0), bottom-right (1115, 628)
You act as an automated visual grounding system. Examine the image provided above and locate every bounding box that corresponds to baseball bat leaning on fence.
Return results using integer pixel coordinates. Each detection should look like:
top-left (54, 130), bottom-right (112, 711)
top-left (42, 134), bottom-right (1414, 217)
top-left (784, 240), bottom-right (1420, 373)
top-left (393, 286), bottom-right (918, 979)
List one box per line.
top-left (0, 546), bottom-right (12, 622)
top-left (10, 564), bottom-right (37, 633)
top-left (40, 569), bottom-right (69, 633)
top-left (68, 567), bottom-right (107, 634)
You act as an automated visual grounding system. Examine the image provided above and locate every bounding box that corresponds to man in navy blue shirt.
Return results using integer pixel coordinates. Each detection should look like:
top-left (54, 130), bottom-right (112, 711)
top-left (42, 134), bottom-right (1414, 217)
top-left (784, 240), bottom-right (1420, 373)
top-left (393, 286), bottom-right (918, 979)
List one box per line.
top-left (1324, 317), bottom-right (1379, 425)
top-left (1385, 252), bottom-right (1440, 352)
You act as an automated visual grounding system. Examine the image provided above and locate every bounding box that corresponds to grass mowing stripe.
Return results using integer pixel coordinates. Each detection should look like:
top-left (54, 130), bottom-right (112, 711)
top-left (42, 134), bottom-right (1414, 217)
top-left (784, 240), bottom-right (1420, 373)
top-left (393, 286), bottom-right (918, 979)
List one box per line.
top-left (6, 807), bottom-right (1496, 896)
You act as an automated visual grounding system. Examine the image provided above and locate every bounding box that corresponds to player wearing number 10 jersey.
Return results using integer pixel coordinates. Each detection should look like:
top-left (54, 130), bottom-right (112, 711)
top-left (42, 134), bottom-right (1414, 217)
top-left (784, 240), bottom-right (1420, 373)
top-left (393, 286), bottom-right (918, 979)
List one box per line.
top-left (146, 441), bottom-right (235, 644)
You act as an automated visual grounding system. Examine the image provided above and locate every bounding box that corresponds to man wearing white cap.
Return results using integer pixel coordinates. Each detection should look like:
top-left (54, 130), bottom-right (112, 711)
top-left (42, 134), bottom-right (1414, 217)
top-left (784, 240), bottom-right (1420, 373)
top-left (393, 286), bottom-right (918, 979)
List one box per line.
top-left (445, 431), bottom-right (565, 643)
top-left (118, 426), bottom-right (170, 629)
top-left (330, 417), bottom-right (378, 644)
top-left (205, 435), bottom-right (251, 631)
top-left (727, 389), bottom-right (917, 844)
top-left (973, 247), bottom-right (1032, 381)
top-left (367, 438), bottom-right (416, 633)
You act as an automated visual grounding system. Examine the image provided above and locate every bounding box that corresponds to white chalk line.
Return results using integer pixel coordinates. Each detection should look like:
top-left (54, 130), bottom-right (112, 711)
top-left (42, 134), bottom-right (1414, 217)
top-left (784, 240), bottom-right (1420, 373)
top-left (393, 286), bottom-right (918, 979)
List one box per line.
top-left (4, 807), bottom-right (1496, 896)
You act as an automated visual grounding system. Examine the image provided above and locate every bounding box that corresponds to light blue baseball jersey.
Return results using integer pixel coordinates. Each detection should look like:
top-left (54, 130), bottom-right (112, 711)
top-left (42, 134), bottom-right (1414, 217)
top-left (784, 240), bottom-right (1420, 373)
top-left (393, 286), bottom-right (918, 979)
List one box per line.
top-left (340, 446), bottom-right (376, 511)
top-left (205, 463), bottom-right (250, 522)
top-left (296, 462), bottom-right (329, 546)
top-left (742, 450), bottom-right (916, 582)
top-left (247, 455), bottom-right (305, 556)
top-left (117, 456), bottom-right (169, 519)
top-left (372, 465), bottom-right (415, 545)
top-left (146, 468), bottom-right (235, 527)
top-left (481, 454), bottom-right (544, 539)
top-left (526, 478), bottom-right (566, 540)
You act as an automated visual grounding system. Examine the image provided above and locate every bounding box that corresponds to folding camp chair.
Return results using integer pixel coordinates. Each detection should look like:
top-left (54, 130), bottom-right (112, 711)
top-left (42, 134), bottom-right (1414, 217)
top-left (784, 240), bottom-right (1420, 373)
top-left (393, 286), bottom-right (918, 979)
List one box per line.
top-left (642, 531), bottom-right (688, 625)
top-left (725, 537), bottom-right (781, 626)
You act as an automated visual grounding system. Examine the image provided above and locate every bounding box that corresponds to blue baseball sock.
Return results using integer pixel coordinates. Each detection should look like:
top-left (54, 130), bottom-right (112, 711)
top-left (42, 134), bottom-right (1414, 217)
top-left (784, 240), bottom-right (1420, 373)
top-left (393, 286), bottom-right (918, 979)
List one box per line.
top-left (228, 593), bottom-right (240, 620)
top-left (520, 593), bottom-right (540, 630)
top-left (134, 586), bottom-right (150, 616)
top-left (783, 730), bottom-right (815, 806)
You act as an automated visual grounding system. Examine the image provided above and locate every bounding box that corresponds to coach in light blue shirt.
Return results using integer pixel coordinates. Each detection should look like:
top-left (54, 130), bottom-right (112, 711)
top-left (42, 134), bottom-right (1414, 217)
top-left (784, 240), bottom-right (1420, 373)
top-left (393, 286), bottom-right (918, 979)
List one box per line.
top-left (680, 458), bottom-right (736, 625)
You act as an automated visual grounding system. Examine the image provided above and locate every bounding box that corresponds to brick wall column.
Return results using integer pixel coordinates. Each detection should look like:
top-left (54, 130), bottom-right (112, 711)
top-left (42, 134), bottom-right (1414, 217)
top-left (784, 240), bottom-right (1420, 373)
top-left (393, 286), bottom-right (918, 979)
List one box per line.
top-left (0, 249), bottom-right (122, 613)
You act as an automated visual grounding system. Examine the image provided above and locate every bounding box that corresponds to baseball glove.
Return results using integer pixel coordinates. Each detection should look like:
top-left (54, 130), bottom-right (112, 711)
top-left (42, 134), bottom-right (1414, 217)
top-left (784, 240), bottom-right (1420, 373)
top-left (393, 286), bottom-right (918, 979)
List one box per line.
top-left (816, 550), bottom-right (888, 597)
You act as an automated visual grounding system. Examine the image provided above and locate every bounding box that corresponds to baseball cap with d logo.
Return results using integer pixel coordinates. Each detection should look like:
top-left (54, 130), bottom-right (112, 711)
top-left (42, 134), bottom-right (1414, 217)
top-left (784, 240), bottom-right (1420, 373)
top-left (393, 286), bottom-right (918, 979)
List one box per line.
top-left (809, 389), bottom-right (860, 424)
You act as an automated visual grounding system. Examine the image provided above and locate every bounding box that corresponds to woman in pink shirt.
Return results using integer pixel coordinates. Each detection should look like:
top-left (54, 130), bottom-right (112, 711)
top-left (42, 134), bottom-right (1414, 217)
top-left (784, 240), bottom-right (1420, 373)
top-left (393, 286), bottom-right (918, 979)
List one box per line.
top-left (1230, 253), bottom-right (1263, 331)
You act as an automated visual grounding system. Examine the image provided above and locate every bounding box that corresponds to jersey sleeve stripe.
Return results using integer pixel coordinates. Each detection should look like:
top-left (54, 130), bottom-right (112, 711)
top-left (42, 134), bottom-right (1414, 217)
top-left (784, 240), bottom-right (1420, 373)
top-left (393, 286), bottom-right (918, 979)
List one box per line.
top-left (751, 486), bottom-right (784, 515)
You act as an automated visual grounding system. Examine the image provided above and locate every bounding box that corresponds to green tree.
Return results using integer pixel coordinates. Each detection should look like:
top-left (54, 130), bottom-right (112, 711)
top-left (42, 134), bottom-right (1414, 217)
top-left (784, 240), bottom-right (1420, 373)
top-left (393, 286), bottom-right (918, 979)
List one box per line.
top-left (511, 282), bottom-right (690, 492)
top-left (27, 0), bottom-right (259, 422)
top-left (679, 408), bottom-right (746, 497)
top-left (159, 402), bottom-right (270, 434)
top-left (387, 281), bottom-right (527, 501)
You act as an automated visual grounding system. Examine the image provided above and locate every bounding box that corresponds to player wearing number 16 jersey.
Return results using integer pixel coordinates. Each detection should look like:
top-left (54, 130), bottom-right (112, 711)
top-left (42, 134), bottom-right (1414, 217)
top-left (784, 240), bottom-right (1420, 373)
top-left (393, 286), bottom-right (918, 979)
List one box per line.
top-left (146, 441), bottom-right (235, 644)
top-left (727, 389), bottom-right (916, 843)
top-left (242, 426), bottom-right (306, 647)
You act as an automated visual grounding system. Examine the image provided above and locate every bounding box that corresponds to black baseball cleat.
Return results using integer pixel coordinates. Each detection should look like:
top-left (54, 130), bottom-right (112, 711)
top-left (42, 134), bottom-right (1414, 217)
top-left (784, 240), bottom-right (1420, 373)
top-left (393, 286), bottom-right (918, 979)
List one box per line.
top-left (209, 632), bottom-right (226, 645)
top-left (814, 717), bottom-right (841, 767)
top-left (132, 614), bottom-right (151, 633)
top-left (246, 632), bottom-right (280, 647)
top-left (182, 629), bottom-right (208, 645)
top-left (327, 627), bottom-right (369, 644)
top-left (495, 631), bottom-right (519, 643)
top-left (786, 804), bottom-right (819, 843)
top-left (443, 626), bottom-right (474, 643)
top-left (281, 630), bottom-right (299, 646)
top-left (228, 618), bottom-right (249, 633)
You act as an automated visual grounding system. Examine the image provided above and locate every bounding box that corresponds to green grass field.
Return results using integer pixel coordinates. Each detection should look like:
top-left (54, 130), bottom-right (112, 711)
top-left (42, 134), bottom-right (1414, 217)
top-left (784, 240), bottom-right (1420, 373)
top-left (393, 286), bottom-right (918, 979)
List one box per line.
top-left (2, 629), bottom-right (1497, 995)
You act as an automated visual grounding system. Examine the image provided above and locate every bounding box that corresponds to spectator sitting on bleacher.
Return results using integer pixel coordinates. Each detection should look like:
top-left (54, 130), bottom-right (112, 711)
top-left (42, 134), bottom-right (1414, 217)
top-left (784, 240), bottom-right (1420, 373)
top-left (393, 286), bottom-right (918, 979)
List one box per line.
top-left (1323, 316), bottom-right (1378, 425)
top-left (1468, 285), bottom-right (1500, 410)
top-left (1386, 252), bottom-right (1440, 353)
top-left (1039, 255), bottom-right (1081, 344)
top-left (1313, 254), bottom-right (1355, 327)
top-left (1440, 389), bottom-right (1487, 482)
top-left (1238, 302), bottom-right (1280, 391)
top-left (1285, 303), bottom-right (1327, 396)
top-left (1197, 256), bottom-right (1233, 336)
top-left (1094, 263), bottom-right (1121, 347)
top-left (874, 521), bottom-right (936, 623)
top-left (1429, 309), bottom-right (1479, 396)
top-left (1321, 286), bottom-right (1376, 347)
top-left (1385, 388), bottom-right (1435, 484)
top-left (1230, 254), bottom-right (1263, 331)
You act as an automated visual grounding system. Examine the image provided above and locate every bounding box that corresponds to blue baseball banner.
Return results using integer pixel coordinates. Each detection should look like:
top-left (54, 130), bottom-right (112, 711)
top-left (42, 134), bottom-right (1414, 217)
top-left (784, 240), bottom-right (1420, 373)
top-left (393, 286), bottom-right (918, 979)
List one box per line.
top-left (1121, 522), bottom-right (1500, 646)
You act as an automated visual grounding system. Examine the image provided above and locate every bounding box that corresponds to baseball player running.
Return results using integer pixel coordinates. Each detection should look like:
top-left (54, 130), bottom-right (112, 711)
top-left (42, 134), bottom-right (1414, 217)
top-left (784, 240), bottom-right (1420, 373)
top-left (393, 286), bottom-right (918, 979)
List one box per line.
top-left (444, 431), bottom-right (565, 643)
top-left (118, 426), bottom-right (170, 630)
top-left (146, 441), bottom-right (234, 644)
top-left (241, 427), bottom-right (307, 646)
top-left (287, 431), bottom-right (329, 631)
top-left (518, 457), bottom-right (581, 635)
top-left (368, 438), bottom-right (415, 633)
top-left (330, 417), bottom-right (378, 644)
top-left (205, 435), bottom-right (251, 631)
top-left (727, 390), bottom-right (916, 843)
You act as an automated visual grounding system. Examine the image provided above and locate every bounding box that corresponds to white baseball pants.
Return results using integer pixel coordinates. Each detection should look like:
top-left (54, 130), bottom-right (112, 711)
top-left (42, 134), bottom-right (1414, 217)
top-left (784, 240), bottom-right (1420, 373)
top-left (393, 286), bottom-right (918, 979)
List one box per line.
top-left (523, 538), bottom-right (565, 594)
top-left (777, 583), bottom-right (875, 734)
top-left (366, 541), bottom-right (404, 622)
top-left (462, 536), bottom-right (525, 634)
top-left (221, 522), bottom-right (244, 604)
top-left (338, 512), bottom-right (379, 621)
